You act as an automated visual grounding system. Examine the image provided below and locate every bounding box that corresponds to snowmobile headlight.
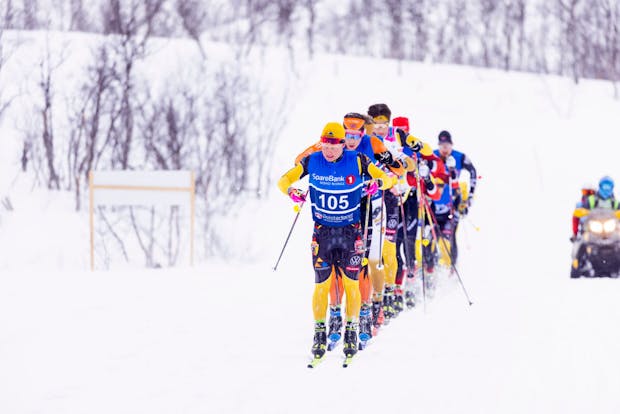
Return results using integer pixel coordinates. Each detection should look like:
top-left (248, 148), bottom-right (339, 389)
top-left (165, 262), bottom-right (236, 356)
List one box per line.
top-left (589, 220), bottom-right (604, 233)
top-left (603, 219), bottom-right (617, 233)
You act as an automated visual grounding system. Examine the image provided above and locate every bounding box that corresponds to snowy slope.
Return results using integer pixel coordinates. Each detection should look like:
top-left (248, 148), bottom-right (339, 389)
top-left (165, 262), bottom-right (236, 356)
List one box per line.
top-left (2, 48), bottom-right (620, 414)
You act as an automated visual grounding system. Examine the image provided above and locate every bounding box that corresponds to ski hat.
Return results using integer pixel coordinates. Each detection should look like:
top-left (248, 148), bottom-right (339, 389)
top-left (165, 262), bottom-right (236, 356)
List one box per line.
top-left (438, 130), bottom-right (452, 145)
top-left (598, 176), bottom-right (615, 199)
top-left (320, 122), bottom-right (346, 144)
top-left (392, 116), bottom-right (410, 133)
top-left (368, 103), bottom-right (391, 122)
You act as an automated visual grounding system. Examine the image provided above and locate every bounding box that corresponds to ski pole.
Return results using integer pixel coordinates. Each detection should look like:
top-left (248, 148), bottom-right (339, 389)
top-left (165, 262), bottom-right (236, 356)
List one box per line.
top-left (422, 195), bottom-right (473, 306)
top-left (361, 191), bottom-right (372, 256)
top-left (463, 215), bottom-right (480, 232)
top-left (376, 183), bottom-right (386, 270)
top-left (398, 191), bottom-right (414, 278)
top-left (411, 154), bottom-right (427, 311)
top-left (273, 190), bottom-right (309, 271)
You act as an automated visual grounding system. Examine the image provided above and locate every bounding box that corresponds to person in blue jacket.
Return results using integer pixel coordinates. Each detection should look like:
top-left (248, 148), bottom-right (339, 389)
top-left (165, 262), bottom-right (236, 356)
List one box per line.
top-left (432, 130), bottom-right (477, 267)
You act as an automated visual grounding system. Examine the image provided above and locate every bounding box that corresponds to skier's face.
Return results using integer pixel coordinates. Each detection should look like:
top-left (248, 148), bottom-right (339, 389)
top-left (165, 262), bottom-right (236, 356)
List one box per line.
top-left (373, 121), bottom-right (389, 138)
top-left (439, 143), bottom-right (452, 157)
top-left (321, 142), bottom-right (344, 161)
top-left (344, 130), bottom-right (362, 150)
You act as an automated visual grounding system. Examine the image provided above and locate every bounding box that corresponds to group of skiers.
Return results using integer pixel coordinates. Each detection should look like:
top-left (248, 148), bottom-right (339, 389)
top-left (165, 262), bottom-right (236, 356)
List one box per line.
top-left (277, 103), bottom-right (477, 366)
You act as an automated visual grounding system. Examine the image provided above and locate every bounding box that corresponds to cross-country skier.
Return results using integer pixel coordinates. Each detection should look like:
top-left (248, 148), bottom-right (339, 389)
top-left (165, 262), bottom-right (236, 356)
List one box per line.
top-left (388, 116), bottom-right (439, 311)
top-left (278, 122), bottom-right (395, 361)
top-left (367, 104), bottom-right (433, 326)
top-left (292, 113), bottom-right (406, 344)
top-left (432, 130), bottom-right (477, 267)
top-left (334, 112), bottom-right (406, 343)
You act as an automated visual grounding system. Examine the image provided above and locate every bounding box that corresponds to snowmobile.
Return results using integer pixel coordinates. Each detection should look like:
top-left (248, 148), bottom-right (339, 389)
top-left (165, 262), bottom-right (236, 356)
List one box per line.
top-left (571, 208), bottom-right (620, 278)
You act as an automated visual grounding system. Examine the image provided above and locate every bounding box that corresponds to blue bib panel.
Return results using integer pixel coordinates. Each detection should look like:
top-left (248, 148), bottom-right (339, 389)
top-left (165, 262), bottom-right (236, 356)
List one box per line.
top-left (308, 151), bottom-right (363, 227)
top-left (353, 135), bottom-right (383, 200)
top-left (433, 150), bottom-right (465, 210)
top-left (355, 135), bottom-right (375, 161)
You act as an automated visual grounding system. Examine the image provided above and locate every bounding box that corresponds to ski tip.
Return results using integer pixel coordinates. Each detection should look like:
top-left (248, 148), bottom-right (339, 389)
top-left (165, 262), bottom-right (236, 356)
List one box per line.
top-left (307, 356), bottom-right (324, 368)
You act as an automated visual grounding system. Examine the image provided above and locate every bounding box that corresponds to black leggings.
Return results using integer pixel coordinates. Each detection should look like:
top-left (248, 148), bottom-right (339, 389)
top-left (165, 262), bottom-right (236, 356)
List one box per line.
top-left (312, 223), bottom-right (362, 284)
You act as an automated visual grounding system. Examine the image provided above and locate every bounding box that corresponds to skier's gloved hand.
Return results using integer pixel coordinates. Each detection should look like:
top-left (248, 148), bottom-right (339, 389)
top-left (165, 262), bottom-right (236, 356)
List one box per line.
top-left (364, 180), bottom-right (379, 197)
top-left (406, 135), bottom-right (423, 152)
top-left (458, 199), bottom-right (470, 216)
top-left (446, 156), bottom-right (456, 169)
top-left (396, 128), bottom-right (409, 147)
top-left (418, 163), bottom-right (430, 178)
top-left (288, 188), bottom-right (306, 203)
top-left (354, 239), bottom-right (365, 254)
top-left (375, 176), bottom-right (395, 190)
top-left (374, 150), bottom-right (393, 165)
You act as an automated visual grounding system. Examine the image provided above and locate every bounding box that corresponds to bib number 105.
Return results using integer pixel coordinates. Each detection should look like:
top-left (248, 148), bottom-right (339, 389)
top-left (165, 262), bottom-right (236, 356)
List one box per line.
top-left (318, 194), bottom-right (349, 210)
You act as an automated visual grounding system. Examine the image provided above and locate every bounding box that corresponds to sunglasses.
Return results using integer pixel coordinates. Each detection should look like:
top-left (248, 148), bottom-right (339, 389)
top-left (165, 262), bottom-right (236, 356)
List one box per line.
top-left (321, 137), bottom-right (345, 145)
top-left (345, 129), bottom-right (362, 139)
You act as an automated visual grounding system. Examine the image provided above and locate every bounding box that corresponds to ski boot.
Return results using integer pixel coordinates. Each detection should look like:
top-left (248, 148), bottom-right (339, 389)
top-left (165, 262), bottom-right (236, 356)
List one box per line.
top-left (327, 305), bottom-right (342, 349)
top-left (393, 287), bottom-right (404, 314)
top-left (358, 303), bottom-right (373, 348)
top-left (424, 273), bottom-right (436, 299)
top-left (311, 322), bottom-right (327, 359)
top-left (343, 321), bottom-right (358, 357)
top-left (382, 285), bottom-right (396, 323)
top-left (405, 288), bottom-right (416, 309)
top-left (371, 300), bottom-right (384, 334)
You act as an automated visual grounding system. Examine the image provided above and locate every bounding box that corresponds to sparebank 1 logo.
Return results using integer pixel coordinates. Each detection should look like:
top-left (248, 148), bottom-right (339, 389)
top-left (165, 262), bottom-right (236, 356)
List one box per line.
top-left (345, 175), bottom-right (355, 185)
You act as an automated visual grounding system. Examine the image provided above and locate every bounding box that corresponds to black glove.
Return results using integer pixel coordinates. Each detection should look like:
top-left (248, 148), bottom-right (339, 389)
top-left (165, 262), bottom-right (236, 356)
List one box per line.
top-left (396, 128), bottom-right (407, 145)
top-left (424, 176), bottom-right (434, 191)
top-left (374, 150), bottom-right (393, 165)
top-left (407, 138), bottom-right (423, 152)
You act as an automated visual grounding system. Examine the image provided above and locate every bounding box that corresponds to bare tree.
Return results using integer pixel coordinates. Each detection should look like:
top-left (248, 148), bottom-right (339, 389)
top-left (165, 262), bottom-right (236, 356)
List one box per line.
top-left (67, 44), bottom-right (117, 209)
top-left (69, 0), bottom-right (89, 31)
top-left (37, 43), bottom-right (63, 189)
top-left (101, 0), bottom-right (164, 169)
top-left (405, 0), bottom-right (428, 62)
top-left (22, 0), bottom-right (39, 29)
top-left (304, 0), bottom-right (318, 58)
top-left (176, 0), bottom-right (208, 58)
top-left (386, 0), bottom-right (405, 61)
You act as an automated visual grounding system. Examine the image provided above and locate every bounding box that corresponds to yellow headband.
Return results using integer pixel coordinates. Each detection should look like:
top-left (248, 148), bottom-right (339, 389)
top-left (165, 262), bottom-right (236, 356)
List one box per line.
top-left (373, 115), bottom-right (389, 123)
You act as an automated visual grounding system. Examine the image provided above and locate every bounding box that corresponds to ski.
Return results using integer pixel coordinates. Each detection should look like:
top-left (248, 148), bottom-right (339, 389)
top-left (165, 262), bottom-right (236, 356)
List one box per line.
top-left (342, 354), bottom-right (356, 368)
top-left (307, 354), bottom-right (326, 369)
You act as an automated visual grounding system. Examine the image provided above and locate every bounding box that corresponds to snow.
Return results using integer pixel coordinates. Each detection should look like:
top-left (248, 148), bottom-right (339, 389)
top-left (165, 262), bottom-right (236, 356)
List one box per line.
top-left (2, 33), bottom-right (620, 414)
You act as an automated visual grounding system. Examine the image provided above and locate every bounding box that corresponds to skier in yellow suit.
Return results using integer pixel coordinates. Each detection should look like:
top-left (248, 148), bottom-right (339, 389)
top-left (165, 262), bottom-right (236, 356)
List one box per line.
top-left (278, 122), bottom-right (394, 361)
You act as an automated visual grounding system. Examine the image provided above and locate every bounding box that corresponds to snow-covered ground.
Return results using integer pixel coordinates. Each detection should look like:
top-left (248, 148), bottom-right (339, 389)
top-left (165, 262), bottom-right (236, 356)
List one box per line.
top-left (2, 39), bottom-right (620, 413)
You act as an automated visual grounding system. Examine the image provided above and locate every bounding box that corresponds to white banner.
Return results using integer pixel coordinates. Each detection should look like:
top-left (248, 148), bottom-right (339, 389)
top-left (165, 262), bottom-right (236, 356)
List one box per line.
top-left (89, 170), bottom-right (195, 270)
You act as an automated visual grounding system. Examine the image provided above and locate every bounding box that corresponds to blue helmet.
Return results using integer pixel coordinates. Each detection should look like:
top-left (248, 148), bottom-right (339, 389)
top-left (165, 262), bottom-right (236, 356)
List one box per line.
top-left (598, 176), bottom-right (615, 199)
